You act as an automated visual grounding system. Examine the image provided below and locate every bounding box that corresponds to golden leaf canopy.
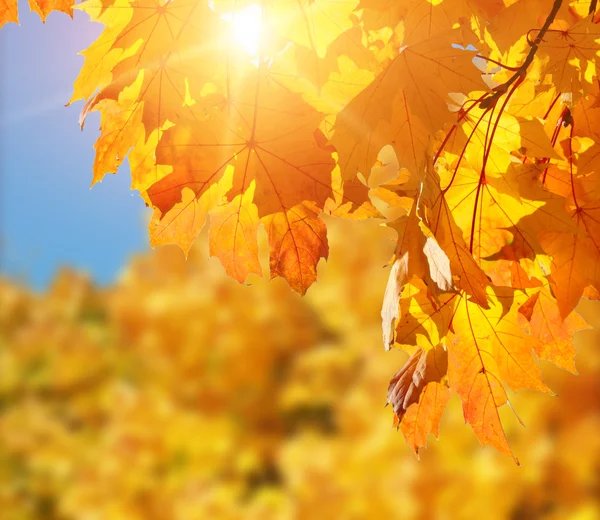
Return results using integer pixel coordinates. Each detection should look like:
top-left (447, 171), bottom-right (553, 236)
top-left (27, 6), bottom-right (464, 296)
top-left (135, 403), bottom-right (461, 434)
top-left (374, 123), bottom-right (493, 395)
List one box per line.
top-left (2, 0), bottom-right (600, 458)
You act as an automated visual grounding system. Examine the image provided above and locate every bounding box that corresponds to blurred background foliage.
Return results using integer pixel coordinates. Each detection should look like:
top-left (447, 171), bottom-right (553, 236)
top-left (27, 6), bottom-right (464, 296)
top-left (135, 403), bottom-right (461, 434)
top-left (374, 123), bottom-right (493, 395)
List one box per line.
top-left (1, 217), bottom-right (600, 520)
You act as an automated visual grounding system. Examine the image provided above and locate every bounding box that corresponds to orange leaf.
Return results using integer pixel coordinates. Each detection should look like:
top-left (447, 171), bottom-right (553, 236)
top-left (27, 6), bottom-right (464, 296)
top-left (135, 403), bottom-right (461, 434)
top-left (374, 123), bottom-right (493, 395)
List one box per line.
top-left (518, 285), bottom-right (590, 373)
top-left (448, 289), bottom-right (553, 462)
top-left (29, 0), bottom-right (73, 22)
top-left (539, 230), bottom-right (600, 318)
top-left (400, 382), bottom-right (452, 457)
top-left (148, 73), bottom-right (335, 218)
top-left (78, 0), bottom-right (225, 134)
top-left (84, 94), bottom-right (144, 186)
top-left (264, 203), bottom-right (329, 295)
top-left (387, 344), bottom-right (448, 422)
top-left (0, 0), bottom-right (18, 26)
top-left (149, 171), bottom-right (232, 255)
top-left (208, 186), bottom-right (262, 284)
top-left (538, 16), bottom-right (600, 99)
top-left (394, 281), bottom-right (457, 352)
top-left (332, 30), bottom-right (486, 180)
top-left (422, 165), bottom-right (491, 308)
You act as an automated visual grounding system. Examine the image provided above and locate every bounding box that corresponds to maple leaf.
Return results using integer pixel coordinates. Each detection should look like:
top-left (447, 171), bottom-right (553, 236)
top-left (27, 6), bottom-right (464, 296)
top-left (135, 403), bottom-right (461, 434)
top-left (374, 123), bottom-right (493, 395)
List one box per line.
top-left (448, 288), bottom-right (553, 462)
top-left (0, 0), bottom-right (18, 26)
top-left (29, 0), bottom-right (74, 21)
top-left (393, 280), bottom-right (457, 352)
top-left (149, 172), bottom-right (233, 255)
top-left (269, 0), bottom-right (359, 58)
top-left (387, 344), bottom-right (450, 454)
top-left (332, 30), bottom-right (487, 180)
top-left (209, 184), bottom-right (263, 283)
top-left (143, 70), bottom-right (342, 290)
top-left (539, 228), bottom-right (600, 318)
top-left (69, 0), bottom-right (145, 104)
top-left (357, 0), bottom-right (501, 45)
top-left (438, 160), bottom-right (575, 289)
top-left (264, 203), bottom-right (329, 295)
top-left (574, 81), bottom-right (600, 174)
top-left (78, 0), bottom-right (226, 137)
top-left (381, 254), bottom-right (409, 350)
top-left (380, 199), bottom-right (454, 351)
top-left (518, 284), bottom-right (590, 373)
top-left (487, 0), bottom-right (549, 52)
top-left (83, 90), bottom-right (145, 186)
top-left (1, 0), bottom-right (76, 25)
top-left (387, 345), bottom-right (448, 419)
top-left (399, 381), bottom-right (452, 456)
top-left (420, 162), bottom-right (492, 307)
top-left (537, 15), bottom-right (600, 99)
top-left (148, 73), bottom-right (335, 215)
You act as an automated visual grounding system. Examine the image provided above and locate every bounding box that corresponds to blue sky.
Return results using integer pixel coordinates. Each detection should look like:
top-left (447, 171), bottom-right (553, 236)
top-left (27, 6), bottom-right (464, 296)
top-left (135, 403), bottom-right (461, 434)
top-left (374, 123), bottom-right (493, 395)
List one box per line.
top-left (0, 1), bottom-right (150, 289)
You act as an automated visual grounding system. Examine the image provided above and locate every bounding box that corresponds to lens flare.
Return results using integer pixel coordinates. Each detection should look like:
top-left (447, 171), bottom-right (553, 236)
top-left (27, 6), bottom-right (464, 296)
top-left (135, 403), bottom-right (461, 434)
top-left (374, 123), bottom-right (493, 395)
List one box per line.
top-left (221, 4), bottom-right (263, 58)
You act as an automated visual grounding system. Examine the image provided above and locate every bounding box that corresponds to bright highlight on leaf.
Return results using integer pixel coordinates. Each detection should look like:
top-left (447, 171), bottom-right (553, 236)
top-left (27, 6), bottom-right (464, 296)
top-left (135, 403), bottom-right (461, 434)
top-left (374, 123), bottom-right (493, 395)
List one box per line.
top-left (3, 0), bottom-right (600, 461)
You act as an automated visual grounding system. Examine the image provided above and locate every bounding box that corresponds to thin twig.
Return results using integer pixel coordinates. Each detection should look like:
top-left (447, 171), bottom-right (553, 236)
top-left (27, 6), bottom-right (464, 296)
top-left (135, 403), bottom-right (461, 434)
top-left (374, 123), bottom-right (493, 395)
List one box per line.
top-left (590, 0), bottom-right (598, 16)
top-left (480, 0), bottom-right (563, 110)
top-left (475, 54), bottom-right (521, 71)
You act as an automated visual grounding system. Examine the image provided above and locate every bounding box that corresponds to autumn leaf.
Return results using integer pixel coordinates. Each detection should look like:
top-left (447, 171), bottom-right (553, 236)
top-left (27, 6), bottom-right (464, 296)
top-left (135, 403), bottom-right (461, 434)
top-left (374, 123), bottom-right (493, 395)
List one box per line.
top-left (151, 72), bottom-right (335, 212)
top-left (421, 163), bottom-right (491, 308)
top-left (83, 89), bottom-right (145, 186)
top-left (358, 0), bottom-right (501, 45)
top-left (399, 381), bottom-right (452, 456)
top-left (539, 229), bottom-right (600, 318)
top-left (387, 344), bottom-right (448, 415)
top-left (29, 0), bottom-right (74, 21)
top-left (269, 0), bottom-right (359, 58)
top-left (332, 29), bottom-right (487, 180)
top-left (448, 288), bottom-right (552, 462)
top-left (149, 169), bottom-right (233, 254)
top-left (392, 280), bottom-right (456, 352)
top-left (264, 203), bottom-right (329, 295)
top-left (488, 0), bottom-right (556, 52)
top-left (518, 284), bottom-right (590, 373)
top-left (0, 0), bottom-right (18, 26)
top-left (381, 254), bottom-right (409, 350)
top-left (537, 15), bottom-right (600, 99)
top-left (209, 183), bottom-right (263, 284)
top-left (381, 197), bottom-right (454, 351)
top-left (78, 0), bottom-right (227, 136)
top-left (1, 0), bottom-right (75, 25)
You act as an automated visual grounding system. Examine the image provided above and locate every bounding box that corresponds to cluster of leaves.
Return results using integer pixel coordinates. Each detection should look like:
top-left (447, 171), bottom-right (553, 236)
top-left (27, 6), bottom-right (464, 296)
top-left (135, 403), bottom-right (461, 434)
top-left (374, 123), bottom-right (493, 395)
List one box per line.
top-left (2, 0), bottom-right (600, 458)
top-left (0, 0), bottom-right (73, 23)
top-left (1, 222), bottom-right (600, 519)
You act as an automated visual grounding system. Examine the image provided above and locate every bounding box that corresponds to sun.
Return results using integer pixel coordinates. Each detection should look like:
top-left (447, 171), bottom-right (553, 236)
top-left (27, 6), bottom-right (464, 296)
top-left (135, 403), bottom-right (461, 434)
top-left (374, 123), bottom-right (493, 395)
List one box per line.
top-left (221, 4), bottom-right (263, 58)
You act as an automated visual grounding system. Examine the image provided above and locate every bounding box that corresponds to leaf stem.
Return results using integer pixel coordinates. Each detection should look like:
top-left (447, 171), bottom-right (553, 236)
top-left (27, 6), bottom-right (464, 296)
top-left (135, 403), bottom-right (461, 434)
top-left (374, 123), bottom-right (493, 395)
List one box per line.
top-left (441, 107), bottom-right (491, 196)
top-left (469, 77), bottom-right (522, 254)
top-left (541, 106), bottom-right (570, 184)
top-left (433, 93), bottom-right (488, 165)
top-left (567, 115), bottom-right (580, 210)
top-left (481, 78), bottom-right (523, 176)
top-left (543, 93), bottom-right (562, 120)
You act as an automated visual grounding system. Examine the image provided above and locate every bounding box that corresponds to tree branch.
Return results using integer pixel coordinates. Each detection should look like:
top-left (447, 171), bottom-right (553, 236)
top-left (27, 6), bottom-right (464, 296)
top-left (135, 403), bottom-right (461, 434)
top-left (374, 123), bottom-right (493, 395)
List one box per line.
top-left (480, 0), bottom-right (563, 109)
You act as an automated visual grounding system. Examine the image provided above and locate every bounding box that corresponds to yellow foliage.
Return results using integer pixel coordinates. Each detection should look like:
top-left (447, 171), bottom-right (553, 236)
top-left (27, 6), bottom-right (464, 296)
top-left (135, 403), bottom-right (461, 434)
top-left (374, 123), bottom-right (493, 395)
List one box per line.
top-left (1, 220), bottom-right (599, 518)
